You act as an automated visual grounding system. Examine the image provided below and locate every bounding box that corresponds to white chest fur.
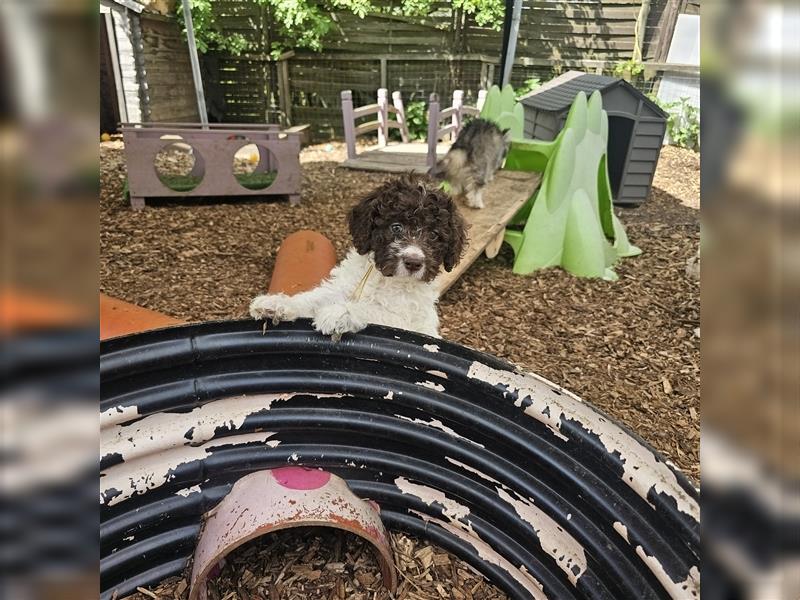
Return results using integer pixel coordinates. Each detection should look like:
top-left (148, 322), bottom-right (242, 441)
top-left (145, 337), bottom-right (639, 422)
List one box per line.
top-left (250, 249), bottom-right (443, 338)
top-left (319, 250), bottom-right (441, 336)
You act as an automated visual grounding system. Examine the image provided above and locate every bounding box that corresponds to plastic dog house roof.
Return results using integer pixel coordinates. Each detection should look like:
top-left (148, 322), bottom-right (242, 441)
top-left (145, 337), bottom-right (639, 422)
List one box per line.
top-left (520, 72), bottom-right (668, 118)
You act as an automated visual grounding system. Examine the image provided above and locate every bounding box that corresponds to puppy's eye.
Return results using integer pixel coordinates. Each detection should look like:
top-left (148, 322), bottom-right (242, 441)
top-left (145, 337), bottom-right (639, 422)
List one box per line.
top-left (390, 223), bottom-right (403, 234)
top-left (429, 231), bottom-right (439, 240)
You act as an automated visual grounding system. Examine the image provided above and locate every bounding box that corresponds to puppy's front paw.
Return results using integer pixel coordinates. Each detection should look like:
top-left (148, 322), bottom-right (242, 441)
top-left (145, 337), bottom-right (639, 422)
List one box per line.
top-left (465, 193), bottom-right (484, 209)
top-left (249, 294), bottom-right (289, 323)
top-left (313, 304), bottom-right (366, 339)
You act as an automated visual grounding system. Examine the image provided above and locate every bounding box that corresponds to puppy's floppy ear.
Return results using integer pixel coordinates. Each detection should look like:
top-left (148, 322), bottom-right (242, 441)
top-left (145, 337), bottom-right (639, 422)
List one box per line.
top-left (441, 194), bottom-right (467, 272)
top-left (348, 188), bottom-right (380, 254)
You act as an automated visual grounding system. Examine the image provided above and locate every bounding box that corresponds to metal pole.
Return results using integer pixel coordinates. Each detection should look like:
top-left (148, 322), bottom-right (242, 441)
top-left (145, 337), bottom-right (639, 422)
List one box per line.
top-left (180, 0), bottom-right (208, 126)
top-left (501, 0), bottom-right (523, 87)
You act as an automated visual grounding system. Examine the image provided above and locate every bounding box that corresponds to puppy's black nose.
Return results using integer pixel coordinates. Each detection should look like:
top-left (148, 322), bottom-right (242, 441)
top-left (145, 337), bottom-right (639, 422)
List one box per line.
top-left (403, 257), bottom-right (423, 272)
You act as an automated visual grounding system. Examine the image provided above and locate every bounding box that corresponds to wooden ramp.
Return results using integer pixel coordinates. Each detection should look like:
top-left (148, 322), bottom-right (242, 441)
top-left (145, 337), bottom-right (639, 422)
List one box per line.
top-left (341, 142), bottom-right (449, 174)
top-left (436, 170), bottom-right (541, 295)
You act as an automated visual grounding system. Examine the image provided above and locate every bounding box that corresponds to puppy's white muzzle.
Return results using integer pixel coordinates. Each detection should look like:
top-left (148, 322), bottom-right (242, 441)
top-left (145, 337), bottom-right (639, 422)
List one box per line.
top-left (395, 244), bottom-right (426, 280)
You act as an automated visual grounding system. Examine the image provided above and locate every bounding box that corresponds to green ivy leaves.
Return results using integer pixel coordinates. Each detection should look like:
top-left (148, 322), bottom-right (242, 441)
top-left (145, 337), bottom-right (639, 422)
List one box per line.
top-left (179, 0), bottom-right (504, 57)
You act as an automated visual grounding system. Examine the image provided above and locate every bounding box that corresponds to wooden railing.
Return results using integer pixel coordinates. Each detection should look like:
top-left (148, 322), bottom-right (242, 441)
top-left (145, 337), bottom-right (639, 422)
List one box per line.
top-left (341, 88), bottom-right (411, 160)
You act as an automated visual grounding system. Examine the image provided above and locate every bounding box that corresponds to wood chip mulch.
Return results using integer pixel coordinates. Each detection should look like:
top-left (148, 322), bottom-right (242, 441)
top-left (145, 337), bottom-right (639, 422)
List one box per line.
top-left (102, 140), bottom-right (699, 598)
top-left (651, 145), bottom-right (700, 210)
top-left (120, 529), bottom-right (506, 600)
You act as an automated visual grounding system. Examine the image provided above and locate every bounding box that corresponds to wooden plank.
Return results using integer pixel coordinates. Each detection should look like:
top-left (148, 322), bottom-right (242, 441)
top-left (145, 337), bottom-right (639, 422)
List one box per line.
top-left (291, 62), bottom-right (380, 74)
top-left (516, 23), bottom-right (636, 34)
top-left (292, 108), bottom-right (343, 117)
top-left (522, 5), bottom-right (639, 19)
top-left (436, 170), bottom-right (541, 295)
top-left (332, 34), bottom-right (450, 46)
top-left (516, 38), bottom-right (636, 50)
top-left (349, 149), bottom-right (443, 166)
top-left (289, 73), bottom-right (378, 84)
top-left (339, 143), bottom-right (449, 172)
top-left (356, 122), bottom-right (381, 135)
top-left (348, 152), bottom-right (413, 165)
top-left (290, 80), bottom-right (378, 92)
top-left (341, 158), bottom-right (430, 173)
top-left (291, 52), bottom-right (498, 62)
top-left (354, 104), bottom-right (380, 118)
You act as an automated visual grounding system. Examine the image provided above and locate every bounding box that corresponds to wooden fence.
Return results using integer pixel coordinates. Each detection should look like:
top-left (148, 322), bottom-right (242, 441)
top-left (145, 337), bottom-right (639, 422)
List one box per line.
top-left (200, 0), bottom-right (697, 140)
top-left (139, 13), bottom-right (199, 123)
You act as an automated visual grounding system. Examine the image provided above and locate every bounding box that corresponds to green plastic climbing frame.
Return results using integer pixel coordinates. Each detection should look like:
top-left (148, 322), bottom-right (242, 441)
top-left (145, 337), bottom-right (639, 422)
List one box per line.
top-left (479, 84), bottom-right (525, 140)
top-left (480, 85), bottom-right (641, 280)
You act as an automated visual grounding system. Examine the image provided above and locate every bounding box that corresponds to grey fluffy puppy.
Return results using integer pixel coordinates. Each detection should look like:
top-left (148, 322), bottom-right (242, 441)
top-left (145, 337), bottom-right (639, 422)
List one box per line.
top-left (431, 118), bottom-right (512, 209)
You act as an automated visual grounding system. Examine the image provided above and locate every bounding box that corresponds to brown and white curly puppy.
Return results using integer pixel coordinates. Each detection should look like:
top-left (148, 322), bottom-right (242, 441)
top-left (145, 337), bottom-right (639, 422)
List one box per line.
top-left (250, 175), bottom-right (466, 338)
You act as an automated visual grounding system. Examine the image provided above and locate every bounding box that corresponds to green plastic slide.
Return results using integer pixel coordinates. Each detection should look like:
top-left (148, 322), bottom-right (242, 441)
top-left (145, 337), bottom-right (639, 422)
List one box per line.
top-left (480, 85), bottom-right (641, 280)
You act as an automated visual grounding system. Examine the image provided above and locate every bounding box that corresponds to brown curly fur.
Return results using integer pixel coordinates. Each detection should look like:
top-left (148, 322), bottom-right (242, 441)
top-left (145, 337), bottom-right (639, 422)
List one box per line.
top-left (348, 174), bottom-right (467, 282)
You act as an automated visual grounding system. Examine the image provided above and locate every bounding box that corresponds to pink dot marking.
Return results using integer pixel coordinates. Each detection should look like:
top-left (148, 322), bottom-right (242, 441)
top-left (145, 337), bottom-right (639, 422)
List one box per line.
top-left (272, 466), bottom-right (331, 490)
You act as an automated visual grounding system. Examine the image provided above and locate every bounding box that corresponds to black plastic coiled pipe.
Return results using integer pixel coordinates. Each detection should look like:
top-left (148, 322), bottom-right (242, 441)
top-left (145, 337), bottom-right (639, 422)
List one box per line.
top-left (100, 320), bottom-right (700, 600)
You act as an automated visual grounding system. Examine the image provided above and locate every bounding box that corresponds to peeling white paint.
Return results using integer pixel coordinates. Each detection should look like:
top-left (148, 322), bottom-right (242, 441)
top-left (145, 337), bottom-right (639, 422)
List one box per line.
top-left (289, 453), bottom-right (299, 462)
top-left (411, 510), bottom-right (549, 599)
top-left (467, 362), bottom-right (699, 522)
top-left (383, 391), bottom-right (394, 400)
top-left (395, 415), bottom-right (485, 448)
top-left (395, 477), bottom-right (471, 522)
top-left (426, 370), bottom-right (448, 379)
top-left (445, 457), bottom-right (502, 486)
top-left (101, 404), bottom-right (140, 428)
top-left (101, 393), bottom-right (338, 464)
top-left (567, 513), bottom-right (572, 520)
top-left (176, 484), bottom-right (202, 497)
top-left (636, 546), bottom-right (700, 599)
top-left (416, 380), bottom-right (445, 392)
top-left (100, 432), bottom-right (279, 507)
top-left (613, 521), bottom-right (630, 543)
top-left (703, 430), bottom-right (800, 518)
top-left (496, 488), bottom-right (587, 585)
top-left (519, 565), bottom-right (545, 592)
top-left (422, 344), bottom-right (440, 352)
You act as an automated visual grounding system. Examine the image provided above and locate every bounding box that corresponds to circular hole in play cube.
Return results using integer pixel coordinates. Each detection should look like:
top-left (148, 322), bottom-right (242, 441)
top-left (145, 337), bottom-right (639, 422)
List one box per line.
top-left (154, 140), bottom-right (204, 192)
top-left (233, 144), bottom-right (278, 190)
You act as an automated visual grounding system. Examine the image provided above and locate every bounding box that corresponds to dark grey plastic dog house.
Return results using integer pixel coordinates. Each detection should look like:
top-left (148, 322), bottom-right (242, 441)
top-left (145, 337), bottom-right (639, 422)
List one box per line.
top-left (520, 72), bottom-right (668, 206)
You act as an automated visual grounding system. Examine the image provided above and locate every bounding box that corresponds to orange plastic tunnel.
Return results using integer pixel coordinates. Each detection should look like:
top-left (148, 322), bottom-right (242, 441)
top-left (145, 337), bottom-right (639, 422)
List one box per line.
top-left (267, 230), bottom-right (337, 296)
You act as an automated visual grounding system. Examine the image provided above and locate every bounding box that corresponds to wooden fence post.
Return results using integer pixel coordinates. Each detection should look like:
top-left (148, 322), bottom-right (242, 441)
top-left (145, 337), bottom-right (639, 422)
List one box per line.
top-left (392, 91), bottom-right (410, 143)
top-left (278, 57), bottom-right (292, 126)
top-left (341, 90), bottom-right (357, 160)
top-left (377, 88), bottom-right (389, 147)
top-left (426, 93), bottom-right (440, 171)
top-left (633, 0), bottom-right (651, 63)
top-left (451, 89), bottom-right (463, 140)
top-left (477, 89), bottom-right (487, 111)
